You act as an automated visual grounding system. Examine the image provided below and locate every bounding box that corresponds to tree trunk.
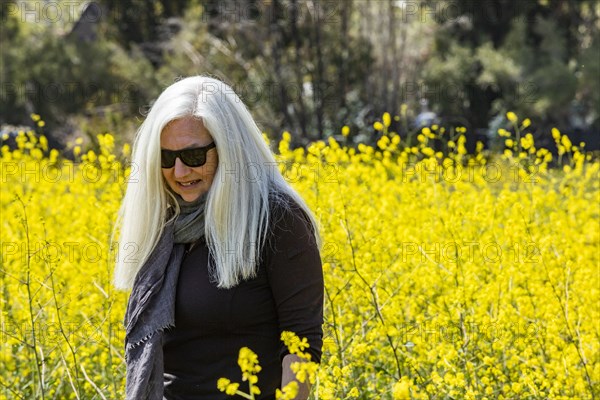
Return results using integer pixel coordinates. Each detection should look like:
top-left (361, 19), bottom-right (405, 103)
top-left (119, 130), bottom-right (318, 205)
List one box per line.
top-left (291, 0), bottom-right (308, 140)
top-left (310, 0), bottom-right (325, 139)
top-left (269, 0), bottom-right (293, 136)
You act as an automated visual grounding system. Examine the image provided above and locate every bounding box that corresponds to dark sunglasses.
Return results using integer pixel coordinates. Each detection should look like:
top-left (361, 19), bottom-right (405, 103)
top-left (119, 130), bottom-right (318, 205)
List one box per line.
top-left (161, 142), bottom-right (216, 168)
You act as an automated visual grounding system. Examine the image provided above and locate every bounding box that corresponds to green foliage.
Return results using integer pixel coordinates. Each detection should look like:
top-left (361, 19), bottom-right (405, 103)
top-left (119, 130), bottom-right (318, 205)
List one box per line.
top-left (422, 0), bottom-right (599, 139)
top-left (1, 7), bottom-right (156, 144)
top-left (1, 0), bottom-right (598, 147)
top-left (579, 30), bottom-right (600, 126)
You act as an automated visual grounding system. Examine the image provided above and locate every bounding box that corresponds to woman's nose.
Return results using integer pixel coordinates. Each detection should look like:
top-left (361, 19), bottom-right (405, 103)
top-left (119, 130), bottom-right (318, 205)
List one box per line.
top-left (173, 158), bottom-right (191, 177)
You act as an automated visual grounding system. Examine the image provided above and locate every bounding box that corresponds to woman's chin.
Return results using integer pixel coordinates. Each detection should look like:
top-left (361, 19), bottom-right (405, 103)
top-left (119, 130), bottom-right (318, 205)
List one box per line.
top-left (172, 180), bottom-right (206, 202)
top-left (179, 191), bottom-right (205, 202)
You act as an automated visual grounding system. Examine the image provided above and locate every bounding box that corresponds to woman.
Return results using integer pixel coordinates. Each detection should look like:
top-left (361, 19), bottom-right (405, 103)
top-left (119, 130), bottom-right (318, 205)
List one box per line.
top-left (113, 76), bottom-right (324, 400)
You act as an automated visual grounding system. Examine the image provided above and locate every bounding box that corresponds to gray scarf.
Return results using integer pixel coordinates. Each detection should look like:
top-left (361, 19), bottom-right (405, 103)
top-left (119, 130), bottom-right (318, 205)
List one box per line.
top-left (123, 191), bottom-right (208, 400)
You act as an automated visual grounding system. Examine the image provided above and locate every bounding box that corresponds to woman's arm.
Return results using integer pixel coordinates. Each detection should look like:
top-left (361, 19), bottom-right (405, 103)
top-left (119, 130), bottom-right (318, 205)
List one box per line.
top-left (264, 200), bottom-right (324, 398)
top-left (282, 353), bottom-right (311, 400)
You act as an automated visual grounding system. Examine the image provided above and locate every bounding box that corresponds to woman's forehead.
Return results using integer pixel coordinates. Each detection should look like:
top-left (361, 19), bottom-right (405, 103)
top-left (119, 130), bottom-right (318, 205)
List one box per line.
top-left (161, 117), bottom-right (213, 145)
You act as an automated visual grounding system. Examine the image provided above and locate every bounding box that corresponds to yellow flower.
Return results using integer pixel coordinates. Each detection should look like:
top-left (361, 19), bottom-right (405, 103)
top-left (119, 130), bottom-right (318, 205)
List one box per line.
top-left (2, 113), bottom-right (598, 399)
top-left (341, 126), bottom-right (350, 137)
top-left (281, 331), bottom-right (310, 358)
top-left (506, 111), bottom-right (518, 123)
top-left (86, 150), bottom-right (97, 163)
top-left (561, 135), bottom-right (572, 151)
top-left (383, 112), bottom-right (391, 128)
top-left (238, 347), bottom-right (261, 375)
top-left (39, 135), bottom-right (48, 151)
top-left (392, 378), bottom-right (410, 400)
top-left (276, 381), bottom-right (299, 400)
top-left (552, 127), bottom-right (561, 140)
top-left (122, 143), bottom-right (131, 157)
top-left (421, 147), bottom-right (435, 157)
top-left (374, 121), bottom-right (384, 131)
top-left (377, 136), bottom-right (390, 150)
top-left (290, 360), bottom-right (319, 384)
top-left (217, 378), bottom-right (239, 395)
top-left (217, 377), bottom-right (229, 390)
top-left (262, 132), bottom-right (271, 145)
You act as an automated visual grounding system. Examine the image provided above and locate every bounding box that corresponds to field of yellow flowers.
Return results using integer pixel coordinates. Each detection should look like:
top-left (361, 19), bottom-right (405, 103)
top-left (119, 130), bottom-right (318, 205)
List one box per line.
top-left (1, 113), bottom-right (598, 399)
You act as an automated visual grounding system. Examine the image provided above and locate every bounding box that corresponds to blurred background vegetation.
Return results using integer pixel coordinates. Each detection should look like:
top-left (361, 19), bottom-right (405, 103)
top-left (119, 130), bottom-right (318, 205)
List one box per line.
top-left (1, 0), bottom-right (599, 151)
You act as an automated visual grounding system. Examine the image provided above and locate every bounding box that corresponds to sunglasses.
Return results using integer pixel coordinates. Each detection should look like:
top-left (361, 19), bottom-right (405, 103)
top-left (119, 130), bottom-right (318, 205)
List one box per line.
top-left (161, 142), bottom-right (216, 168)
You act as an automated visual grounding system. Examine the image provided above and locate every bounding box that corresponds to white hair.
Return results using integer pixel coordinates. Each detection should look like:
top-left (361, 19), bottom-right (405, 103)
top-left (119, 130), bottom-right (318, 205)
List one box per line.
top-left (112, 76), bottom-right (321, 290)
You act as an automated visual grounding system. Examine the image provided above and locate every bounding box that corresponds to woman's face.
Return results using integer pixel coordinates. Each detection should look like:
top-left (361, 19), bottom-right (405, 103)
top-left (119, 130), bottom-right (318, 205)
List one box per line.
top-left (160, 117), bottom-right (218, 202)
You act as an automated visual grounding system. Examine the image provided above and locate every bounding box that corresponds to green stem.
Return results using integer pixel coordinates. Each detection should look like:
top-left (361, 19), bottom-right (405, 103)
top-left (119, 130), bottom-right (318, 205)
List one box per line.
top-left (17, 196), bottom-right (46, 400)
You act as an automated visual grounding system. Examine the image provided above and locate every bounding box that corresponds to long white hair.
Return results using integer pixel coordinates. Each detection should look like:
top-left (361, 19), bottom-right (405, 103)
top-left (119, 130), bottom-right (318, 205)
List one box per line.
top-left (112, 76), bottom-right (321, 290)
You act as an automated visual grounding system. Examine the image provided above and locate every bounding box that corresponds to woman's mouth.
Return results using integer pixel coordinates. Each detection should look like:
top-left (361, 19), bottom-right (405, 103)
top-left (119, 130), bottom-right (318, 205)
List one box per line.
top-left (178, 179), bottom-right (201, 188)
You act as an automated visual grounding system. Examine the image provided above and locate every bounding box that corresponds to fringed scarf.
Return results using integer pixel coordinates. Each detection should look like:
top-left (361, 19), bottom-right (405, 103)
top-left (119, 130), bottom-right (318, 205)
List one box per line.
top-left (123, 191), bottom-right (208, 399)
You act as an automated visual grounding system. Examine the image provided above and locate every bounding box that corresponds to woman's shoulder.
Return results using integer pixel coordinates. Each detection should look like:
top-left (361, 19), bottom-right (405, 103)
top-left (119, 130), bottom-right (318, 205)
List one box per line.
top-left (268, 191), bottom-right (311, 228)
top-left (266, 190), bottom-right (316, 253)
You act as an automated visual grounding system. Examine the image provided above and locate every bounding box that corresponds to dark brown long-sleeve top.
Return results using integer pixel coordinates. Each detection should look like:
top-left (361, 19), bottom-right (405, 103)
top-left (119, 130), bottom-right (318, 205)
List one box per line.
top-left (163, 197), bottom-right (324, 400)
